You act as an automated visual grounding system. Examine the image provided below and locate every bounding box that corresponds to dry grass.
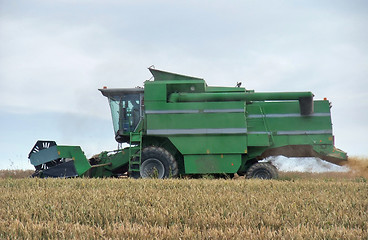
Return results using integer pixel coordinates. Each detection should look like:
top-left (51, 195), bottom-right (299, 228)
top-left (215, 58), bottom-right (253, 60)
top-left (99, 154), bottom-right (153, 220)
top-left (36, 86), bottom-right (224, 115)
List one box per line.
top-left (0, 170), bottom-right (34, 179)
top-left (0, 178), bottom-right (367, 239)
top-left (0, 157), bottom-right (367, 239)
top-left (346, 156), bottom-right (368, 178)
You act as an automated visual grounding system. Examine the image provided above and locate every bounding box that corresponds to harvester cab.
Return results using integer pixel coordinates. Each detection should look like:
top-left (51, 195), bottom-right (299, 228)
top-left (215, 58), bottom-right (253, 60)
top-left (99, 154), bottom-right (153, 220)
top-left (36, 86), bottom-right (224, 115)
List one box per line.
top-left (99, 88), bottom-right (144, 143)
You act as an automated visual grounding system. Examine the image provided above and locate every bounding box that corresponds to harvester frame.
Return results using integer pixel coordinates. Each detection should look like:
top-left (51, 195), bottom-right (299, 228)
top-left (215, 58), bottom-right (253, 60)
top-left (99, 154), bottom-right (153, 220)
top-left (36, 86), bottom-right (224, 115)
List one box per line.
top-left (29, 67), bottom-right (347, 179)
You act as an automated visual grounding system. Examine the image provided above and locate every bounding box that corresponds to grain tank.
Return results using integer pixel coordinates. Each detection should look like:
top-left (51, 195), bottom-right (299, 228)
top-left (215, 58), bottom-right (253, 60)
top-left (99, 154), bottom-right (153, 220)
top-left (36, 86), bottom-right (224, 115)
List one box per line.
top-left (29, 67), bottom-right (347, 179)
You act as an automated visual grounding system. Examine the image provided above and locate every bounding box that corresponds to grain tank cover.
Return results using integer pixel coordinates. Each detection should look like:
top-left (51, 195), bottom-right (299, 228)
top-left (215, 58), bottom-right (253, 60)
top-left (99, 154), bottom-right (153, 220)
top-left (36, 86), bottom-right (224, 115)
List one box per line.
top-left (149, 68), bottom-right (204, 81)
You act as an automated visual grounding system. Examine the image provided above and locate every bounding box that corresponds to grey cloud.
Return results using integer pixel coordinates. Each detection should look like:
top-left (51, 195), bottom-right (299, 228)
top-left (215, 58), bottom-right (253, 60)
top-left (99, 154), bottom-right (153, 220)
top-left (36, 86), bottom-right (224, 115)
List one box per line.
top-left (0, 0), bottom-right (367, 169)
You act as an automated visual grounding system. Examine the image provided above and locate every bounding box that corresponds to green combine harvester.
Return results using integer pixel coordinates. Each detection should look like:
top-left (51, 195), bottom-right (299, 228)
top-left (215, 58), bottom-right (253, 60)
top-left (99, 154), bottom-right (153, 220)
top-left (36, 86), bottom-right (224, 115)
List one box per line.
top-left (29, 67), bottom-right (347, 179)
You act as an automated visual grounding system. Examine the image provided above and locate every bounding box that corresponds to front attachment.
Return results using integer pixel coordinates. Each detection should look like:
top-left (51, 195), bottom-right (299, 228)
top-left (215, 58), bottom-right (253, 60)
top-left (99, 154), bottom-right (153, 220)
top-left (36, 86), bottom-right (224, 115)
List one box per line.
top-left (29, 140), bottom-right (91, 178)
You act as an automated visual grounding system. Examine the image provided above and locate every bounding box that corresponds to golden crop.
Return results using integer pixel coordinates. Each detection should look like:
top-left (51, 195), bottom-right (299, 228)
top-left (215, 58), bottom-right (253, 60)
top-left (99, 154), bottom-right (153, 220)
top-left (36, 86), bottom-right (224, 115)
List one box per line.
top-left (0, 176), bottom-right (367, 239)
top-left (0, 157), bottom-right (367, 239)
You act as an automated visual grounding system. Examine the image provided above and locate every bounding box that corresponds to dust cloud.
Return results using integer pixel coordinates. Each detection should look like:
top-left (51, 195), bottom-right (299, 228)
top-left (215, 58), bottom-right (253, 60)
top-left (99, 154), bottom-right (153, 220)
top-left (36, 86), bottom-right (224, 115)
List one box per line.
top-left (263, 156), bottom-right (350, 173)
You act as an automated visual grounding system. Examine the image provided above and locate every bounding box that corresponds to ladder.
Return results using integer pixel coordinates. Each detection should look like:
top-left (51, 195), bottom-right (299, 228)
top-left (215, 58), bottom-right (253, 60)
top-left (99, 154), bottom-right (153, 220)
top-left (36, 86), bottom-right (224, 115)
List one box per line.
top-left (128, 132), bottom-right (142, 174)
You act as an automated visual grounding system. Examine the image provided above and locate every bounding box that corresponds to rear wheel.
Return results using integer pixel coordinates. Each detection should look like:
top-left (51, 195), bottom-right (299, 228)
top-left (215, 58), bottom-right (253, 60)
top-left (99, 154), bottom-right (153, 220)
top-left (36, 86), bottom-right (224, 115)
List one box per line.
top-left (140, 147), bottom-right (178, 179)
top-left (246, 162), bottom-right (278, 179)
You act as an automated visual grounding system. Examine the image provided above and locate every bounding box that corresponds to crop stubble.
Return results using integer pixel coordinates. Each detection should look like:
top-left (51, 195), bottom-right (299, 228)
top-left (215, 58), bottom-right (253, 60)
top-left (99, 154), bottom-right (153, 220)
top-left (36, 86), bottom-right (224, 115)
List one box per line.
top-left (0, 176), bottom-right (367, 239)
top-left (0, 156), bottom-right (367, 239)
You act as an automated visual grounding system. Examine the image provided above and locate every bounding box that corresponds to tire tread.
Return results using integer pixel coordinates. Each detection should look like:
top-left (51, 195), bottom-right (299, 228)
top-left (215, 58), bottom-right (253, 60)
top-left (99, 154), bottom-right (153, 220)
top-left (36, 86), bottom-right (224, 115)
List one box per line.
top-left (246, 162), bottom-right (278, 179)
top-left (141, 147), bottom-right (178, 178)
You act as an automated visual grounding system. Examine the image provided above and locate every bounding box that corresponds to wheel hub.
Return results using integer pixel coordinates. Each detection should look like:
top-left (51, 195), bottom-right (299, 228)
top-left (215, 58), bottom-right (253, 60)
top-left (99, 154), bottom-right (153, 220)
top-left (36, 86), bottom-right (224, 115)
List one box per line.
top-left (253, 169), bottom-right (272, 179)
top-left (140, 158), bottom-right (165, 178)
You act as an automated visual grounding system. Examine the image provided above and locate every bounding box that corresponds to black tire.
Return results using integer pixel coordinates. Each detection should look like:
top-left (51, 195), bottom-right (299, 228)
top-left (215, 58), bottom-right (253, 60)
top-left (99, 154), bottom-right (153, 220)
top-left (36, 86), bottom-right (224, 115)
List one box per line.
top-left (140, 147), bottom-right (178, 179)
top-left (246, 162), bottom-right (278, 179)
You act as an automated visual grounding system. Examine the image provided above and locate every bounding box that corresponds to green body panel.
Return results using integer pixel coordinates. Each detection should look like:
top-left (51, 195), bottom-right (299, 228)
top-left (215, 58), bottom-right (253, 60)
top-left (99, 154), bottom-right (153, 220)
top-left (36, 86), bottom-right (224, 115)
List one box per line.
top-left (143, 81), bottom-right (167, 101)
top-left (248, 102), bottom-right (330, 128)
top-left (184, 154), bottom-right (242, 174)
top-left (246, 101), bottom-right (333, 146)
top-left (147, 111), bottom-right (246, 130)
top-left (88, 148), bottom-right (135, 178)
top-left (88, 165), bottom-right (113, 178)
top-left (313, 145), bottom-right (347, 161)
top-left (144, 80), bottom-right (206, 102)
top-left (168, 135), bottom-right (247, 155)
top-left (146, 101), bottom-right (245, 111)
top-left (56, 146), bottom-right (91, 176)
top-left (247, 134), bottom-right (270, 147)
top-left (101, 149), bottom-right (129, 171)
top-left (144, 96), bottom-right (248, 173)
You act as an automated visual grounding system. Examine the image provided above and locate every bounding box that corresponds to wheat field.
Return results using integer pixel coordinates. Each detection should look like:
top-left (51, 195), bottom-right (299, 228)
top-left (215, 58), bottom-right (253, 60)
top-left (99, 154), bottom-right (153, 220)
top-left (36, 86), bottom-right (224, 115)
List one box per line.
top-left (0, 157), bottom-right (367, 239)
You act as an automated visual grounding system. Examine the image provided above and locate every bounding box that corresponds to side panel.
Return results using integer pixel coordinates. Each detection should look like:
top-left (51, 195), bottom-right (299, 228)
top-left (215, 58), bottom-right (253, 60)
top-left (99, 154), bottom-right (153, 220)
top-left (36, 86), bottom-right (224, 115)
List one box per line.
top-left (145, 100), bottom-right (248, 174)
top-left (147, 112), bottom-right (246, 130)
top-left (169, 135), bottom-right (247, 155)
top-left (247, 134), bottom-right (270, 147)
top-left (184, 154), bottom-right (241, 174)
top-left (57, 146), bottom-right (91, 176)
top-left (245, 100), bottom-right (338, 160)
top-left (145, 101), bottom-right (248, 155)
top-left (247, 100), bottom-right (332, 139)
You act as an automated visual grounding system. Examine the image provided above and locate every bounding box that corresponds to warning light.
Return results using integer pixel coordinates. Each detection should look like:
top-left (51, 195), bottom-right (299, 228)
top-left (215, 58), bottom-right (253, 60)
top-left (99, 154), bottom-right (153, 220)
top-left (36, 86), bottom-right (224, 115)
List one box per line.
top-left (103, 86), bottom-right (107, 89)
top-left (323, 97), bottom-right (327, 101)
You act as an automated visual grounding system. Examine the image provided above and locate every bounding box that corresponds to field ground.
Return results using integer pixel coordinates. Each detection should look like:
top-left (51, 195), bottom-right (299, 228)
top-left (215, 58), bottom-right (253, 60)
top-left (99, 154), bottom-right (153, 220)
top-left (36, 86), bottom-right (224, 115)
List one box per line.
top-left (0, 157), bottom-right (367, 239)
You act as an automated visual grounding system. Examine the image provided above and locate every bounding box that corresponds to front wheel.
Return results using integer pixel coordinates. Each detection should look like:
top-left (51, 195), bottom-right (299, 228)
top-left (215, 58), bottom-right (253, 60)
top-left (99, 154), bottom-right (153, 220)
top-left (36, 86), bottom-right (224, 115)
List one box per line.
top-left (140, 147), bottom-right (178, 179)
top-left (246, 162), bottom-right (278, 179)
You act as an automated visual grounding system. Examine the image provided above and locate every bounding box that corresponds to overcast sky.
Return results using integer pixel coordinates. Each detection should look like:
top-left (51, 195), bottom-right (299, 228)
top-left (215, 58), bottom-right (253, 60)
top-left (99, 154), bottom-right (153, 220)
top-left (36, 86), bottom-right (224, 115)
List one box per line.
top-left (0, 0), bottom-right (367, 169)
